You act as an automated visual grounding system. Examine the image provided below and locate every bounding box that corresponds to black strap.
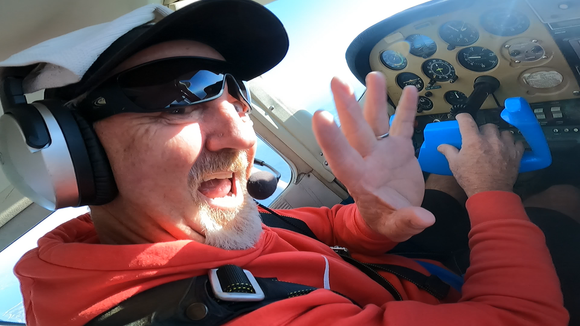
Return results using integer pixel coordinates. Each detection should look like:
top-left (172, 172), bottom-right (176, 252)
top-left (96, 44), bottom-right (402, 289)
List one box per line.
top-left (260, 209), bottom-right (450, 300)
top-left (336, 252), bottom-right (403, 301)
top-left (86, 270), bottom-right (317, 326)
top-left (259, 204), bottom-right (319, 240)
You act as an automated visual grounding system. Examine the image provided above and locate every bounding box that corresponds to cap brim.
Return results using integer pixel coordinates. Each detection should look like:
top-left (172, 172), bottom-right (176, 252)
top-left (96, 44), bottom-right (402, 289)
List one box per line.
top-left (66, 0), bottom-right (289, 98)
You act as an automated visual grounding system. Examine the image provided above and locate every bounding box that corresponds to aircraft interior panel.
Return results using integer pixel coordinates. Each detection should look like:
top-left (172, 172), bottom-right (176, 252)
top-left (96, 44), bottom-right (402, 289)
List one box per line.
top-left (350, 0), bottom-right (580, 149)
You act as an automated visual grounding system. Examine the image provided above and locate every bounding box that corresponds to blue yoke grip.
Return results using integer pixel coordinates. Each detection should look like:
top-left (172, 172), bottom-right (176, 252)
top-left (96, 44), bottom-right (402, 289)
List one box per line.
top-left (416, 97), bottom-right (551, 175)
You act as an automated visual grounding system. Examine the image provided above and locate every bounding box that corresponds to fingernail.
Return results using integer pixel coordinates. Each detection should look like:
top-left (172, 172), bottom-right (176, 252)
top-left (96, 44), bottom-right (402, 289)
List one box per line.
top-left (367, 71), bottom-right (385, 82)
top-left (318, 110), bottom-right (335, 123)
top-left (332, 76), bottom-right (354, 95)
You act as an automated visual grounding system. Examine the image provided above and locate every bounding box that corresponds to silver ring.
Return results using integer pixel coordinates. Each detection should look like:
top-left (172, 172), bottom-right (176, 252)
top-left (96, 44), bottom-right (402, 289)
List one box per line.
top-left (376, 132), bottom-right (389, 140)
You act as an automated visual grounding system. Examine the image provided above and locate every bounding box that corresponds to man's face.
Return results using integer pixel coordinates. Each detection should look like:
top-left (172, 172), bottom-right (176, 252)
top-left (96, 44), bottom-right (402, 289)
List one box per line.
top-left (92, 40), bottom-right (262, 249)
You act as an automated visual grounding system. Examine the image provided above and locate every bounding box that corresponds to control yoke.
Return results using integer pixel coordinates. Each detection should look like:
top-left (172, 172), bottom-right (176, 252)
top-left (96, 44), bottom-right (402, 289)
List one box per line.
top-left (417, 97), bottom-right (552, 175)
top-left (450, 76), bottom-right (500, 119)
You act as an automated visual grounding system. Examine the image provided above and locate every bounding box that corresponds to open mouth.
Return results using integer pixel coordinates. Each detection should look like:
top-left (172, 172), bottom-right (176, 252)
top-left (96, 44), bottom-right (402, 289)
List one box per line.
top-left (197, 171), bottom-right (243, 209)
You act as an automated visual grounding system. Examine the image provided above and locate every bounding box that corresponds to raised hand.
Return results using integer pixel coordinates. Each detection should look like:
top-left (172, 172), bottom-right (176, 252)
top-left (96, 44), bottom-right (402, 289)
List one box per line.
top-left (312, 72), bottom-right (435, 242)
top-left (438, 113), bottom-right (524, 197)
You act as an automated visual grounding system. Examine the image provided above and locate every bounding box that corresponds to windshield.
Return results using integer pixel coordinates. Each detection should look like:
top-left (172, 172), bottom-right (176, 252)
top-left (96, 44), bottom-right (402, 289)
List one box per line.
top-left (262, 0), bottom-right (429, 120)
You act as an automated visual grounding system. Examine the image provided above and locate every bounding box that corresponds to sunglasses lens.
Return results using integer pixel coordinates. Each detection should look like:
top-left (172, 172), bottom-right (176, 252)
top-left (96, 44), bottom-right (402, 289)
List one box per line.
top-left (112, 58), bottom-right (254, 112)
top-left (177, 70), bottom-right (225, 103)
top-left (119, 69), bottom-right (226, 111)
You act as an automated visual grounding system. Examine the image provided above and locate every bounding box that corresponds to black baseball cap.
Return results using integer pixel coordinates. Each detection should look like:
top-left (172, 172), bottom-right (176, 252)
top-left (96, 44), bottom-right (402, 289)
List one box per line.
top-left (51, 0), bottom-right (289, 100)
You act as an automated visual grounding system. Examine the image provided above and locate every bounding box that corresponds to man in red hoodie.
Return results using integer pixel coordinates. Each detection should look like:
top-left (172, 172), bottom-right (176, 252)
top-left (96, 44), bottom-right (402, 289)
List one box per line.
top-left (0, 0), bottom-right (575, 325)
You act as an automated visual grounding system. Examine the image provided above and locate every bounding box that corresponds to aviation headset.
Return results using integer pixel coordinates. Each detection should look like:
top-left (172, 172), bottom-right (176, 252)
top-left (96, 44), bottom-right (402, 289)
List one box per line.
top-left (0, 67), bottom-right (117, 211)
top-left (0, 25), bottom-right (157, 211)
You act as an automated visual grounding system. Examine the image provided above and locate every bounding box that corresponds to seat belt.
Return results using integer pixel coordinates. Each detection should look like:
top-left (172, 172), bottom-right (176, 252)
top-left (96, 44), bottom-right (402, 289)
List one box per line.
top-left (86, 265), bottom-right (318, 326)
top-left (258, 205), bottom-right (451, 300)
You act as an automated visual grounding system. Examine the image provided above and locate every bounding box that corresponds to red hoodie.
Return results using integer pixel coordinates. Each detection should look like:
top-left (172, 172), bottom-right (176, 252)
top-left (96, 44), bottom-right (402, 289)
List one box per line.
top-left (15, 191), bottom-right (568, 326)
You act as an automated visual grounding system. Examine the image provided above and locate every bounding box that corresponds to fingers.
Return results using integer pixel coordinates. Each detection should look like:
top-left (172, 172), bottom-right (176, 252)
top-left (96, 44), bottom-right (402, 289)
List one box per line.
top-left (330, 77), bottom-right (375, 156)
top-left (455, 113), bottom-right (480, 142)
top-left (500, 130), bottom-right (515, 144)
top-left (363, 72), bottom-right (390, 137)
top-left (387, 207), bottom-right (435, 242)
top-left (500, 130), bottom-right (525, 161)
top-left (500, 130), bottom-right (518, 154)
top-left (312, 110), bottom-right (363, 177)
top-left (390, 86), bottom-right (418, 138)
top-left (515, 141), bottom-right (525, 160)
top-left (480, 123), bottom-right (500, 138)
top-left (437, 144), bottom-right (459, 163)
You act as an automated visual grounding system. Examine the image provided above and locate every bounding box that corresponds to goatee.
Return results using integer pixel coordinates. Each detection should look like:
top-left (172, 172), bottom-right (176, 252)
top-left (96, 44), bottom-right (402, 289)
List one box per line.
top-left (189, 150), bottom-right (263, 250)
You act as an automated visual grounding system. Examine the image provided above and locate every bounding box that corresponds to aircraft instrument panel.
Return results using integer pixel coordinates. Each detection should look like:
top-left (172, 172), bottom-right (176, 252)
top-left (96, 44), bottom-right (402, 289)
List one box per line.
top-left (347, 0), bottom-right (580, 149)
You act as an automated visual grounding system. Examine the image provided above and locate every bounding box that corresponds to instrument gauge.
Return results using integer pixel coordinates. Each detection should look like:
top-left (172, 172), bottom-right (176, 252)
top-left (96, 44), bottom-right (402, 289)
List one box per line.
top-left (380, 50), bottom-right (408, 70)
top-left (444, 91), bottom-right (468, 105)
top-left (458, 46), bottom-right (499, 72)
top-left (439, 21), bottom-right (479, 46)
top-left (522, 70), bottom-right (563, 89)
top-left (417, 96), bottom-right (434, 113)
top-left (396, 72), bottom-right (425, 91)
top-left (406, 34), bottom-right (438, 58)
top-left (481, 10), bottom-right (530, 36)
top-left (508, 42), bottom-right (545, 62)
top-left (422, 59), bottom-right (456, 82)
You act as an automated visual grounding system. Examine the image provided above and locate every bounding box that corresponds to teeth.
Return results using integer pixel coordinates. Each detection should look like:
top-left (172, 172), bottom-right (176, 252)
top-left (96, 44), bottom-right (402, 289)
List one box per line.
top-left (203, 172), bottom-right (233, 182)
top-left (208, 191), bottom-right (240, 206)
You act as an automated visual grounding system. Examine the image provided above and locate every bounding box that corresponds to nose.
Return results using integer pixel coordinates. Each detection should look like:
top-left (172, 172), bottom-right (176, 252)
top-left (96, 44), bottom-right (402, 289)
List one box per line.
top-left (203, 87), bottom-right (256, 152)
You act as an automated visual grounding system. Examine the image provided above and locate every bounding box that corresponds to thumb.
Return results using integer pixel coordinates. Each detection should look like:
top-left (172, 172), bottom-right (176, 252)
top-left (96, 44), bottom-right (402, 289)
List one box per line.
top-left (437, 144), bottom-right (459, 163)
top-left (386, 207), bottom-right (435, 242)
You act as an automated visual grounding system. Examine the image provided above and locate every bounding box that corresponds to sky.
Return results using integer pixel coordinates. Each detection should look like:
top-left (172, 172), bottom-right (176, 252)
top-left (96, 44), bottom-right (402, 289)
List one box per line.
top-left (263, 0), bottom-right (430, 119)
top-left (0, 0), bottom-right (430, 322)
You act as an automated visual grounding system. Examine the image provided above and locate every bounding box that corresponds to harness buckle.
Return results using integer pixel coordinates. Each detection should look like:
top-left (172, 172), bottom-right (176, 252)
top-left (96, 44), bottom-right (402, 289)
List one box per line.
top-left (330, 246), bottom-right (351, 257)
top-left (209, 265), bottom-right (265, 302)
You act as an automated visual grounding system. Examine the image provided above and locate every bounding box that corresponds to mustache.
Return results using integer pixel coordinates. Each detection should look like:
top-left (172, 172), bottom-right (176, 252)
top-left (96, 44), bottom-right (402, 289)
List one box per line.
top-left (188, 150), bottom-right (248, 187)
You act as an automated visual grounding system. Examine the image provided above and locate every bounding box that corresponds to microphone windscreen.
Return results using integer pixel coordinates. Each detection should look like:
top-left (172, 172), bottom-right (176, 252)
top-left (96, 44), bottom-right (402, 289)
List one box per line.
top-left (247, 171), bottom-right (278, 200)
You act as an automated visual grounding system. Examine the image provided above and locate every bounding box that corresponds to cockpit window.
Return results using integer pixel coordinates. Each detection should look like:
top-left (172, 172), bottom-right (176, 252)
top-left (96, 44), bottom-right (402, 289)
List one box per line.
top-left (262, 0), bottom-right (430, 120)
top-left (0, 207), bottom-right (88, 323)
top-left (254, 137), bottom-right (292, 207)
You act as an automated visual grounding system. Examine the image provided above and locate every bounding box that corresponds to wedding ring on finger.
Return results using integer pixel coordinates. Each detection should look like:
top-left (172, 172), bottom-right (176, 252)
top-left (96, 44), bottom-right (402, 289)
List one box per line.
top-left (376, 132), bottom-right (390, 140)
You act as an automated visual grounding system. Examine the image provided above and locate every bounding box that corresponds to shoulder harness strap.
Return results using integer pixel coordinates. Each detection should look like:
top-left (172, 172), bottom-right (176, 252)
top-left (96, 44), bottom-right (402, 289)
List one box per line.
top-left (258, 205), bottom-right (451, 300)
top-left (86, 265), bottom-right (317, 326)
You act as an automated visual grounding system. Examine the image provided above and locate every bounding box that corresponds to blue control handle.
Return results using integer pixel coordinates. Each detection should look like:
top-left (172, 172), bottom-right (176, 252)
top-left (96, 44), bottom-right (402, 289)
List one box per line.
top-left (416, 97), bottom-right (552, 175)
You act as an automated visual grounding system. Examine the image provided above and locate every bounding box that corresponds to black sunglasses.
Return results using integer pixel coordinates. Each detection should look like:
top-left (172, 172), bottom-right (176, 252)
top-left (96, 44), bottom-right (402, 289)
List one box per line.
top-left (77, 57), bottom-right (251, 121)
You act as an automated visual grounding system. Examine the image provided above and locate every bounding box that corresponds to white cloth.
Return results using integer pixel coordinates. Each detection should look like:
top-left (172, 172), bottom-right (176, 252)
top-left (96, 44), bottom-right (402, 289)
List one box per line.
top-left (0, 4), bottom-right (173, 94)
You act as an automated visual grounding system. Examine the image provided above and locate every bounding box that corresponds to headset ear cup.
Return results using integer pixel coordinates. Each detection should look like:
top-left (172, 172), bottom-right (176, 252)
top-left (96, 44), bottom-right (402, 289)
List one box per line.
top-left (71, 111), bottom-right (118, 205)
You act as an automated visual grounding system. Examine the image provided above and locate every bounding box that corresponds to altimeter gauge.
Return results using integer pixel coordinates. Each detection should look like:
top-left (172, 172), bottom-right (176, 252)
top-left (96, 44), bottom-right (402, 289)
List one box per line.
top-left (458, 46), bottom-right (499, 72)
